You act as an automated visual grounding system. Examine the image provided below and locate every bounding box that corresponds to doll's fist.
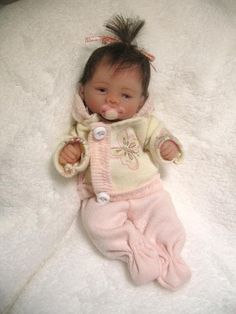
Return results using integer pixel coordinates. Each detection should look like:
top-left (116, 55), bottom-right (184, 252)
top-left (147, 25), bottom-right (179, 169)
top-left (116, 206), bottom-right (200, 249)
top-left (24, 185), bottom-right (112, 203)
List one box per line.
top-left (59, 143), bottom-right (81, 165)
top-left (160, 140), bottom-right (179, 161)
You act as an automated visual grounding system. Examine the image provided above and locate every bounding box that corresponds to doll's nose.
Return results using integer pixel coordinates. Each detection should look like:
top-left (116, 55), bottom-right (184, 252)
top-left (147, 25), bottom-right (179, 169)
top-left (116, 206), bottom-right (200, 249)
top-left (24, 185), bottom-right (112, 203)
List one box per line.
top-left (106, 94), bottom-right (119, 105)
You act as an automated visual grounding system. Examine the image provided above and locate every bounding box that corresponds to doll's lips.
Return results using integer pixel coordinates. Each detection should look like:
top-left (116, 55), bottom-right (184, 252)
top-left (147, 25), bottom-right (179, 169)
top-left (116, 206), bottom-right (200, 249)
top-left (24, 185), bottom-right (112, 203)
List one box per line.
top-left (103, 109), bottom-right (119, 120)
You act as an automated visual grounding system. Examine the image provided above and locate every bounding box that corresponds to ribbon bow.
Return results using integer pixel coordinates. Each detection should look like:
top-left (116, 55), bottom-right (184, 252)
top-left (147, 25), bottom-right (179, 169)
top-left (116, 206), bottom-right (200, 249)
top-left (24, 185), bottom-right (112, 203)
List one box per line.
top-left (85, 35), bottom-right (156, 64)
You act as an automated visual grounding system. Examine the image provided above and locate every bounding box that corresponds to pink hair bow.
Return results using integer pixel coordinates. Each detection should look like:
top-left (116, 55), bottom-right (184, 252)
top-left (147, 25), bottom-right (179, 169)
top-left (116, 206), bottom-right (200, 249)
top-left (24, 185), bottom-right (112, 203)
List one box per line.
top-left (85, 35), bottom-right (156, 63)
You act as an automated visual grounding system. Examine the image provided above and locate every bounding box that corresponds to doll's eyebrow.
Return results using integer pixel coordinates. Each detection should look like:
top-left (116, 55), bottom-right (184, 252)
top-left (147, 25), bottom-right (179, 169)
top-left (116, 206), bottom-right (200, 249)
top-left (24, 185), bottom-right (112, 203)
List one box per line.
top-left (122, 87), bottom-right (137, 93)
top-left (93, 81), bottom-right (109, 86)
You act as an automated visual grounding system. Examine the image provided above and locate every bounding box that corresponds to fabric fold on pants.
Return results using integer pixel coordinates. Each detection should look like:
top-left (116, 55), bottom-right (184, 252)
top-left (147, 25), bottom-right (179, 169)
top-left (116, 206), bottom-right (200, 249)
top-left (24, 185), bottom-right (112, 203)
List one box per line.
top-left (80, 178), bottom-right (191, 289)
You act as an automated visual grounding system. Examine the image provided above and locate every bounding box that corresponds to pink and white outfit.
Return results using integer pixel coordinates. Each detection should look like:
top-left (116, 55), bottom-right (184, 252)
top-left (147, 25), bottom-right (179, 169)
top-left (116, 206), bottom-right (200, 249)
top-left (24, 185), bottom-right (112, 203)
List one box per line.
top-left (54, 93), bottom-right (191, 290)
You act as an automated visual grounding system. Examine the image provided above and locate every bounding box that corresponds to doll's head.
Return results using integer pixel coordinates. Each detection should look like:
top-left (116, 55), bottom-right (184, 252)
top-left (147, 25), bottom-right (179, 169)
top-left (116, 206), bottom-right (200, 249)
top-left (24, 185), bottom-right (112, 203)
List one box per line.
top-left (79, 15), bottom-right (152, 121)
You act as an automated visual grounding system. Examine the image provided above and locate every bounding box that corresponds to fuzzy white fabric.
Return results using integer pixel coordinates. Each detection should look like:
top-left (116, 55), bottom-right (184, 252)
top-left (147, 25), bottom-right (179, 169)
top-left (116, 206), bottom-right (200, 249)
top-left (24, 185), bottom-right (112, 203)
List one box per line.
top-left (0, 0), bottom-right (236, 313)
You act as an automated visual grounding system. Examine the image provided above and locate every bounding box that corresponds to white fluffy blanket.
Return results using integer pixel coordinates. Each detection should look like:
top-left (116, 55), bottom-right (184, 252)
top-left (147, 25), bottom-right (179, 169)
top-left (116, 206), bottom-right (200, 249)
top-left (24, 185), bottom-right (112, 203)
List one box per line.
top-left (0, 0), bottom-right (236, 313)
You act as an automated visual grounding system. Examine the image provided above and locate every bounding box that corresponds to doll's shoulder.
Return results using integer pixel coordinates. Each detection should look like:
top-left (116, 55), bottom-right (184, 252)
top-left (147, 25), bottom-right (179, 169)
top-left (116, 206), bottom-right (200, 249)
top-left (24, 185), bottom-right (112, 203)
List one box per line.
top-left (145, 113), bottom-right (164, 129)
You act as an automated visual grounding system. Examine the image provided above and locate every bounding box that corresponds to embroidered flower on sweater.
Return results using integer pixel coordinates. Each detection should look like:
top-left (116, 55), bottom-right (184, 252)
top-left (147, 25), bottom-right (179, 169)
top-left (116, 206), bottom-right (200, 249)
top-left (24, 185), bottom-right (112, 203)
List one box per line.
top-left (111, 129), bottom-right (140, 170)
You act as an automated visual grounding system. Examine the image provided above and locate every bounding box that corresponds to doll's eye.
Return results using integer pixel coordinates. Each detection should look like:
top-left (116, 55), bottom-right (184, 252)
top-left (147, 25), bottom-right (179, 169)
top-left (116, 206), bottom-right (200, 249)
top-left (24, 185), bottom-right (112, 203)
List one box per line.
top-left (96, 88), bottom-right (106, 93)
top-left (122, 93), bottom-right (132, 99)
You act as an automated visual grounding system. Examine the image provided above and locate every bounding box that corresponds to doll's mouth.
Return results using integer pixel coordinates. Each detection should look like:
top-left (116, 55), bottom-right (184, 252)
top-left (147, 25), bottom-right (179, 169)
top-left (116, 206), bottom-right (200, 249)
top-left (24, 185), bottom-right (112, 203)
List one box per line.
top-left (101, 109), bottom-right (119, 120)
top-left (104, 109), bottom-right (118, 120)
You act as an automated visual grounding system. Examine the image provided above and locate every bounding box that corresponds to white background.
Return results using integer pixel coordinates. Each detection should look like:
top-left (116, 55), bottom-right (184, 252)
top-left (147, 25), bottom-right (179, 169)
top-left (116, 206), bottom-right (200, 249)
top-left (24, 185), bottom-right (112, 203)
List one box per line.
top-left (0, 0), bottom-right (236, 313)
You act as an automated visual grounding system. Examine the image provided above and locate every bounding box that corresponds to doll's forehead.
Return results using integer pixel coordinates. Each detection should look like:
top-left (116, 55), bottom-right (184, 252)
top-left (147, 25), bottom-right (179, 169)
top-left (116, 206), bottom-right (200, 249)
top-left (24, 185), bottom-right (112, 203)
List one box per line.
top-left (92, 59), bottom-right (142, 81)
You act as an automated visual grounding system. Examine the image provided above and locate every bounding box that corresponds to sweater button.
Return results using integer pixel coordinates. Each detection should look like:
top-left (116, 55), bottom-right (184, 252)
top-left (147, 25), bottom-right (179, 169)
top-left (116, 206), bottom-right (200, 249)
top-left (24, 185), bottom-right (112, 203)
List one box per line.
top-left (93, 127), bottom-right (106, 140)
top-left (96, 192), bottom-right (110, 204)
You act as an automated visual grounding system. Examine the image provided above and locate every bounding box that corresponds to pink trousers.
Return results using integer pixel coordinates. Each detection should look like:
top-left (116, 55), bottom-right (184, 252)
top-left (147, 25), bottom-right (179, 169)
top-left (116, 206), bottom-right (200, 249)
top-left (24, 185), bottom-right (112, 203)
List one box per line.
top-left (80, 180), bottom-right (191, 290)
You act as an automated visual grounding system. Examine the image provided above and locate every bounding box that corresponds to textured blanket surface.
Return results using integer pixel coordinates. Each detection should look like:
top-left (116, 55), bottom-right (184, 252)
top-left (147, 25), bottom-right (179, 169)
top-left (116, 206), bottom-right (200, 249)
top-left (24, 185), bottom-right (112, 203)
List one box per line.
top-left (0, 0), bottom-right (236, 313)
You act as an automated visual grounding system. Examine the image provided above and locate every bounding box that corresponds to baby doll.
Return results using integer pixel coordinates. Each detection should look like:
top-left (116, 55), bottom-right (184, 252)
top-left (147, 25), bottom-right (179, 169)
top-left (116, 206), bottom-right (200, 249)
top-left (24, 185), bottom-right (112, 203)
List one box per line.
top-left (54, 15), bottom-right (191, 290)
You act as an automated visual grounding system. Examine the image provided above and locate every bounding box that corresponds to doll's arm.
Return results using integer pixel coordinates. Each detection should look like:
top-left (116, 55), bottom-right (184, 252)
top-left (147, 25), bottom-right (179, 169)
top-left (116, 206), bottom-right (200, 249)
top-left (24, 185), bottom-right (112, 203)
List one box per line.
top-left (53, 124), bottom-right (90, 178)
top-left (145, 116), bottom-right (184, 165)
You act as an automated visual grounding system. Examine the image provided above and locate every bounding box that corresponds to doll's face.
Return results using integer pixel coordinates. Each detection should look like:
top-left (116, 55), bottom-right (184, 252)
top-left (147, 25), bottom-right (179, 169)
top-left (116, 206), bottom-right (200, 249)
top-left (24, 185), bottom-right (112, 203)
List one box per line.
top-left (79, 59), bottom-right (145, 121)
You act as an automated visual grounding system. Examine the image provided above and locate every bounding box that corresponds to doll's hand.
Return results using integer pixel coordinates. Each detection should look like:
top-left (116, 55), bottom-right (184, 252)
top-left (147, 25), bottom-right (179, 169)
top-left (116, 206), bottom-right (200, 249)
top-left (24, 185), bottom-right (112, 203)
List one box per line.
top-left (160, 140), bottom-right (180, 161)
top-left (59, 143), bottom-right (81, 166)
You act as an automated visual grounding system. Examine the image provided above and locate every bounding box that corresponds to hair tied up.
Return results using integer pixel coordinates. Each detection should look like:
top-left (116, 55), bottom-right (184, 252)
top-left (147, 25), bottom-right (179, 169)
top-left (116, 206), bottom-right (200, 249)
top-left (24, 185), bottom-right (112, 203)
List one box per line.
top-left (85, 35), bottom-right (156, 64)
top-left (80, 14), bottom-right (155, 97)
top-left (105, 15), bottom-right (145, 46)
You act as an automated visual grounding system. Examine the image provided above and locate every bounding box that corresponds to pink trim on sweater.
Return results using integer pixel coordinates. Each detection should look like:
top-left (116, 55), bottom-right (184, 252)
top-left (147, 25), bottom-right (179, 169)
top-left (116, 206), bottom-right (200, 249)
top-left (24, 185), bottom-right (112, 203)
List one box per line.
top-left (77, 174), bottom-right (163, 201)
top-left (88, 123), bottom-right (113, 195)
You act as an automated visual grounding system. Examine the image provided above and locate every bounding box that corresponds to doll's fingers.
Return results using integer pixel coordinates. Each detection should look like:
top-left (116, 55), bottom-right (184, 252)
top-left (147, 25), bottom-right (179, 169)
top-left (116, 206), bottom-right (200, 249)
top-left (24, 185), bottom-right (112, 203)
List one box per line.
top-left (160, 144), bottom-right (173, 156)
top-left (60, 154), bottom-right (74, 164)
top-left (160, 147), bottom-right (177, 160)
top-left (161, 150), bottom-right (176, 160)
top-left (168, 144), bottom-right (179, 156)
top-left (65, 144), bottom-right (75, 153)
top-left (161, 141), bottom-right (179, 155)
top-left (160, 141), bottom-right (169, 150)
top-left (161, 144), bottom-right (172, 154)
top-left (66, 144), bottom-right (81, 157)
top-left (161, 152), bottom-right (172, 160)
top-left (65, 144), bottom-right (81, 158)
top-left (67, 143), bottom-right (81, 155)
top-left (63, 148), bottom-right (77, 160)
top-left (59, 156), bottom-right (68, 165)
top-left (162, 140), bottom-right (175, 149)
top-left (61, 149), bottom-right (78, 163)
top-left (163, 149), bottom-right (179, 160)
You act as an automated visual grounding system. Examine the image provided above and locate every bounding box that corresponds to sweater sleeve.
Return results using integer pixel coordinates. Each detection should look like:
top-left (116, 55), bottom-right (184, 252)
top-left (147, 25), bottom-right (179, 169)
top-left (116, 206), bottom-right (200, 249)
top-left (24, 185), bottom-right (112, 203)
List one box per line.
top-left (53, 123), bottom-right (90, 178)
top-left (145, 116), bottom-right (184, 166)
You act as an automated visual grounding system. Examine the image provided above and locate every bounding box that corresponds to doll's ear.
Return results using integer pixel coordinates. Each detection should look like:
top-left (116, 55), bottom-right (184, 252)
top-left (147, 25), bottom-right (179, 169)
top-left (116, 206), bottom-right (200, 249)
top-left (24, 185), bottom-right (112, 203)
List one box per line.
top-left (79, 85), bottom-right (85, 99)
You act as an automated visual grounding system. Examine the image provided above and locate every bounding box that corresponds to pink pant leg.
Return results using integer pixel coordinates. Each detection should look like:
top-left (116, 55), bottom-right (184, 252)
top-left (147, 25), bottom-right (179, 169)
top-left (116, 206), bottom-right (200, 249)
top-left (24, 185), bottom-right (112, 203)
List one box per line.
top-left (129, 188), bottom-right (191, 290)
top-left (80, 186), bottom-right (191, 289)
top-left (80, 198), bottom-right (161, 285)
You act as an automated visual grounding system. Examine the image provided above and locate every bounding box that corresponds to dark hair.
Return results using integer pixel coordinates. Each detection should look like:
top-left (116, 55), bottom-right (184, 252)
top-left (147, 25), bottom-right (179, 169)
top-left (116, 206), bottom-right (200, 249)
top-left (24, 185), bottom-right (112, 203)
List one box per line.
top-left (79, 15), bottom-right (151, 98)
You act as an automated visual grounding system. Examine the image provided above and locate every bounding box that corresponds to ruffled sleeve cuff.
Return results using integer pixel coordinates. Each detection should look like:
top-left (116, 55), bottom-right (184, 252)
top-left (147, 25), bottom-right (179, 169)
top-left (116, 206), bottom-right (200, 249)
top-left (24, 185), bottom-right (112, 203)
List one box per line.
top-left (157, 135), bottom-right (184, 164)
top-left (149, 128), bottom-right (184, 165)
top-left (53, 136), bottom-right (90, 178)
